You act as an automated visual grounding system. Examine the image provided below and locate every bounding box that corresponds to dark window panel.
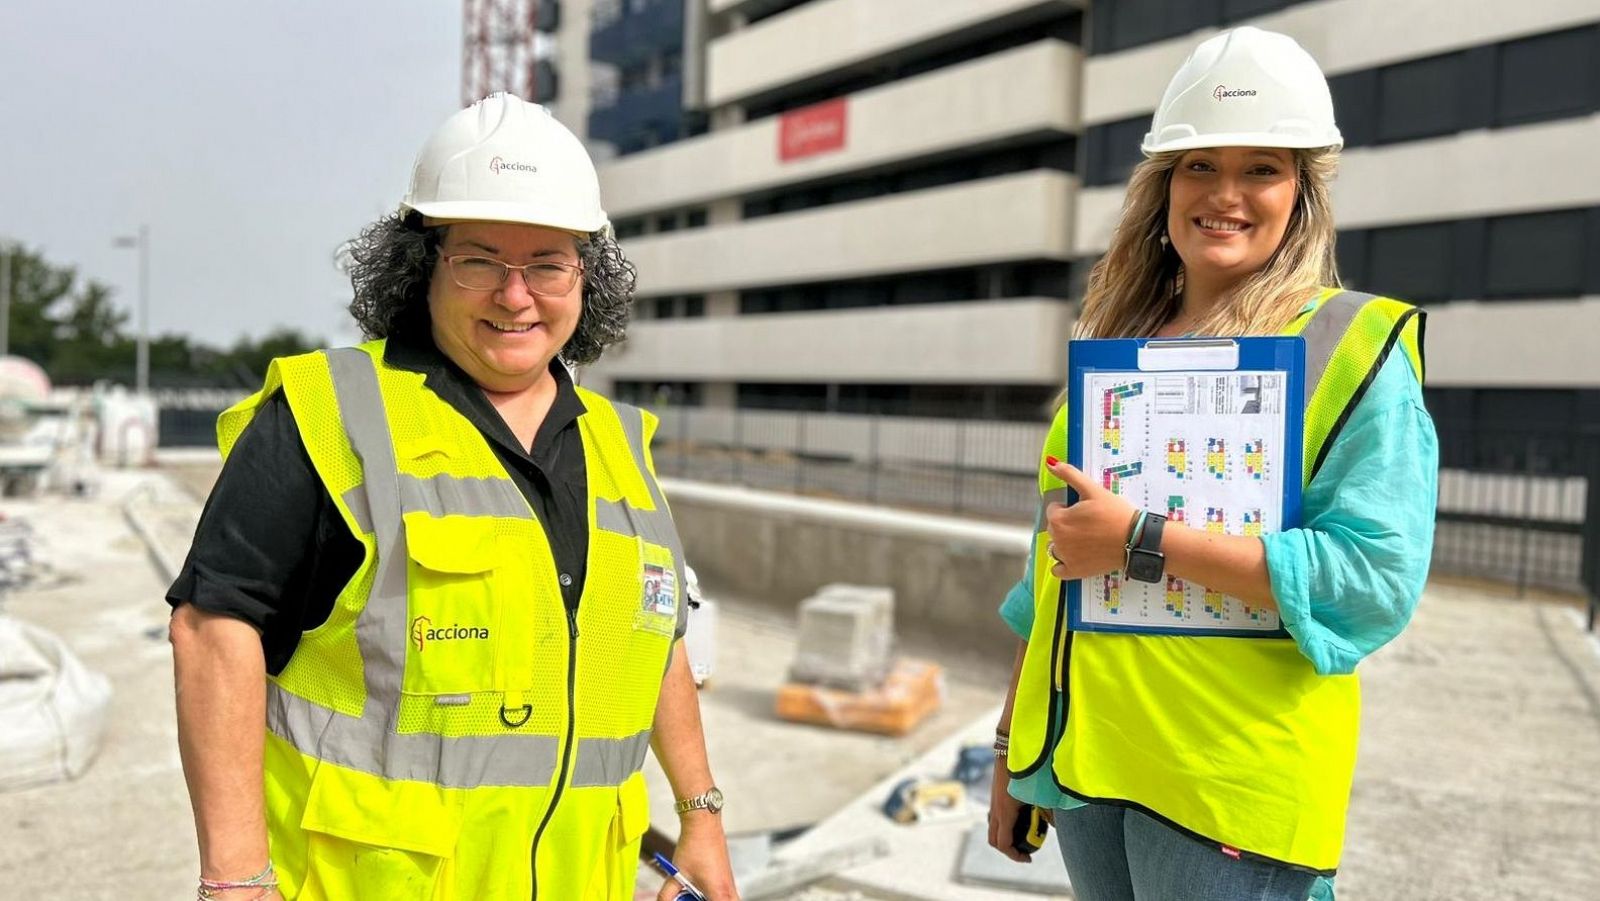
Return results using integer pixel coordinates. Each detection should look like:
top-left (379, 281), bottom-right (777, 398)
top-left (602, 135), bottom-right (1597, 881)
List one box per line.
top-left (683, 296), bottom-right (705, 318)
top-left (1083, 115), bottom-right (1148, 186)
top-left (1586, 209), bottom-right (1600, 296)
top-left (1446, 219), bottom-right (1487, 302)
top-left (1335, 229), bottom-right (1369, 290)
top-left (685, 208), bottom-right (708, 229)
top-left (1366, 222), bottom-right (1453, 302)
top-left (1099, 0), bottom-right (1219, 56)
top-left (1375, 52), bottom-right (1466, 144)
top-left (1220, 0), bottom-right (1296, 21)
top-left (1484, 209), bottom-right (1586, 299)
top-left (1455, 45), bottom-right (1497, 134)
top-left (1328, 70), bottom-right (1378, 148)
top-left (1496, 26), bottom-right (1598, 127)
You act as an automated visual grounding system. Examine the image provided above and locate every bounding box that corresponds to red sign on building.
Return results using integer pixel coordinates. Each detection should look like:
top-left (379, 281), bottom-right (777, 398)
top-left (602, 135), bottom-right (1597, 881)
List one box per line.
top-left (778, 97), bottom-right (849, 162)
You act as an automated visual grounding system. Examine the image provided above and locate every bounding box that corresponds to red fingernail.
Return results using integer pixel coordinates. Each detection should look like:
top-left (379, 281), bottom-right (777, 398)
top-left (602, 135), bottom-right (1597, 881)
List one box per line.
top-left (1045, 456), bottom-right (1059, 467)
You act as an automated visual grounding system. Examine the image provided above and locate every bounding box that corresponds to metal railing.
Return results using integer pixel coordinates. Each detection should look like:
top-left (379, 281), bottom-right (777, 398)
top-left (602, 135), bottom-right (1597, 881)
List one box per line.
top-left (1431, 424), bottom-right (1599, 622)
top-left (154, 398), bottom-right (1600, 627)
top-left (651, 407), bottom-right (1599, 622)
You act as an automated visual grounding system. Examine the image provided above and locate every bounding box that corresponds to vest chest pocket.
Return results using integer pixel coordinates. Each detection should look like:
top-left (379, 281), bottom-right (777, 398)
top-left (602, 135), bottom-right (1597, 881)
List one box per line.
top-left (403, 514), bottom-right (523, 696)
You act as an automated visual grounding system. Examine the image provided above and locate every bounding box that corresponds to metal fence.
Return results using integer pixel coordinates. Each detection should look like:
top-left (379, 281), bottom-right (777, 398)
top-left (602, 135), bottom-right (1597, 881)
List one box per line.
top-left (650, 407), bottom-right (1599, 624)
top-left (649, 406), bottom-right (1047, 522)
top-left (1431, 425), bottom-right (1599, 621)
top-left (154, 399), bottom-right (1600, 626)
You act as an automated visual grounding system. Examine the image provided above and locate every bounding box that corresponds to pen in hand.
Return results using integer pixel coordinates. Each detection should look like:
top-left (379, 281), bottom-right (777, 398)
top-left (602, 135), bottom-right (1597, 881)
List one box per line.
top-left (650, 851), bottom-right (709, 901)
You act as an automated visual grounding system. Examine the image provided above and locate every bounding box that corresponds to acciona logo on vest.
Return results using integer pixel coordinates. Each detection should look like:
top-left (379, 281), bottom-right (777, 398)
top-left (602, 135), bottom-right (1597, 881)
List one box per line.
top-left (1212, 85), bottom-right (1258, 101)
top-left (410, 615), bottom-right (491, 652)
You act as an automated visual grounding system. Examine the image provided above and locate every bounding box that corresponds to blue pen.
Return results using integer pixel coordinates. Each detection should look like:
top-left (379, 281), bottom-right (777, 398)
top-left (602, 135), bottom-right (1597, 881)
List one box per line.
top-left (650, 852), bottom-right (709, 901)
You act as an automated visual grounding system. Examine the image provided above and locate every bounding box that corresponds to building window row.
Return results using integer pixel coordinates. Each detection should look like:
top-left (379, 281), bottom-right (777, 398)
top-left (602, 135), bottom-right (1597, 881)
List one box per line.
top-left (742, 14), bottom-right (1081, 122)
top-left (735, 382), bottom-right (1058, 421)
top-left (613, 380), bottom-right (705, 408)
top-left (1338, 206), bottom-right (1600, 304)
top-left (632, 295), bottom-right (707, 320)
top-left (742, 139), bottom-right (1076, 220)
top-left (1083, 23), bottom-right (1600, 187)
top-left (614, 207), bottom-right (709, 240)
top-left (1088, 0), bottom-right (1314, 56)
top-left (738, 262), bottom-right (1077, 315)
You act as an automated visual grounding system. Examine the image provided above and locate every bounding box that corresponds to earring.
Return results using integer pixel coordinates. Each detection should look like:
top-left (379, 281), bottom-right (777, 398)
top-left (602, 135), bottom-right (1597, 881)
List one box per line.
top-left (1158, 232), bottom-right (1170, 248)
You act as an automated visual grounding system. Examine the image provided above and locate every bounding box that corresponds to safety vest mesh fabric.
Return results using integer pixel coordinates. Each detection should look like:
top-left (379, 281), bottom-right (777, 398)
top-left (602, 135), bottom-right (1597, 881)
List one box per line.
top-left (217, 341), bottom-right (683, 900)
top-left (1007, 289), bottom-right (1425, 875)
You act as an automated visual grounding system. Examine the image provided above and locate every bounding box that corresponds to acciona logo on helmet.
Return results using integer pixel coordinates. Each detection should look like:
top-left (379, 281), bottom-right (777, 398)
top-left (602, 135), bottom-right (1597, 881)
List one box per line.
top-left (1212, 85), bottom-right (1258, 101)
top-left (410, 615), bottom-right (491, 652)
top-left (489, 156), bottom-right (538, 175)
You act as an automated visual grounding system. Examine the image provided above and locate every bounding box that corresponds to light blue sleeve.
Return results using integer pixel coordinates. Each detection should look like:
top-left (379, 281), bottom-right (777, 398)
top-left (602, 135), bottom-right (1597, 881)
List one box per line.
top-left (998, 506), bottom-right (1040, 638)
top-left (1262, 352), bottom-right (1439, 676)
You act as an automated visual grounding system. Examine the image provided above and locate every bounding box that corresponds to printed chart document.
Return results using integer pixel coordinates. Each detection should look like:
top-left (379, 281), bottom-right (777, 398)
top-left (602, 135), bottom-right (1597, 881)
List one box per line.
top-left (1067, 338), bottom-right (1304, 637)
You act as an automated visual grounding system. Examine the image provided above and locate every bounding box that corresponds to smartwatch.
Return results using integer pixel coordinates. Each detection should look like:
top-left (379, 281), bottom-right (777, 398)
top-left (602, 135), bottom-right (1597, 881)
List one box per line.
top-left (1124, 512), bottom-right (1167, 583)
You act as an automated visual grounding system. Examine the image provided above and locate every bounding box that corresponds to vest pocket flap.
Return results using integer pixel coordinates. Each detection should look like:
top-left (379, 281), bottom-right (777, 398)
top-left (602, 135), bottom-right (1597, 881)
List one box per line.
top-left (405, 513), bottom-right (498, 574)
top-left (618, 771), bottom-right (651, 845)
top-left (300, 763), bottom-right (464, 858)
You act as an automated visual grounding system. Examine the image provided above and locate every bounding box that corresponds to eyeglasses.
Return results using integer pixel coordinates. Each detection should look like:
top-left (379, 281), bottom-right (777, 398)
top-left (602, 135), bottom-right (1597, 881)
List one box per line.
top-left (443, 254), bottom-right (585, 295)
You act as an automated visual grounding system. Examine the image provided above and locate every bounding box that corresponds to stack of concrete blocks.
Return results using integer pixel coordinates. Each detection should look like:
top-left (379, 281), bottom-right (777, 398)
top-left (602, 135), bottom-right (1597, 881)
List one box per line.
top-left (788, 584), bottom-right (895, 691)
top-left (776, 584), bottom-right (943, 736)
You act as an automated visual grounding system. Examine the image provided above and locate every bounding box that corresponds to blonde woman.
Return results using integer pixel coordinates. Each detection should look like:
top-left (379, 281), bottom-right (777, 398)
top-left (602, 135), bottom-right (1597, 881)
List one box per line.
top-left (987, 28), bottom-right (1435, 901)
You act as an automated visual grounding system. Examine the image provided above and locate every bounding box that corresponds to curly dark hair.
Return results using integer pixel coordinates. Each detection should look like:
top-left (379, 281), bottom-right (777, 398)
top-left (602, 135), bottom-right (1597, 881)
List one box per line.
top-left (339, 211), bottom-right (636, 366)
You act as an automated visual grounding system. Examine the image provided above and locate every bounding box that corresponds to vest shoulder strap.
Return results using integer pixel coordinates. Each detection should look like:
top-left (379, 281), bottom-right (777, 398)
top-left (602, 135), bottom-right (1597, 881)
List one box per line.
top-left (1295, 289), bottom-right (1427, 483)
top-left (217, 349), bottom-right (336, 460)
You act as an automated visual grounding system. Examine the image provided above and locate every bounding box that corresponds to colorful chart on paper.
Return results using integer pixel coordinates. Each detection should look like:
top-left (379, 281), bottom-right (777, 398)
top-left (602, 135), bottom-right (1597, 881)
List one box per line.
top-left (1079, 371), bottom-right (1287, 633)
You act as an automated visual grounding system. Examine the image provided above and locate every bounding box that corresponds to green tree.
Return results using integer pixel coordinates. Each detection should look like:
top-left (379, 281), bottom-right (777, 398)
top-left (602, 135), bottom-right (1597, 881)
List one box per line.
top-left (1, 244), bottom-right (323, 387)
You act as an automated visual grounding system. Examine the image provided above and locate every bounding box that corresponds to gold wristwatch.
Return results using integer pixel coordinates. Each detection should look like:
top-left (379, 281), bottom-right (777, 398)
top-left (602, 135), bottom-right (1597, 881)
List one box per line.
top-left (673, 786), bottom-right (725, 815)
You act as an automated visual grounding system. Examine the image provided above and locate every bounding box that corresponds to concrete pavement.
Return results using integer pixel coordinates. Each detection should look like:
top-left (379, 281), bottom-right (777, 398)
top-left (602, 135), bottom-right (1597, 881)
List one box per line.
top-left (0, 461), bottom-right (1597, 899)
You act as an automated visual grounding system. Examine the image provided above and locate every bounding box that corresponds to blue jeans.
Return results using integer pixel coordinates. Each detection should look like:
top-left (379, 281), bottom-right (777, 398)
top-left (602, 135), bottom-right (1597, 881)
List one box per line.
top-left (1054, 803), bottom-right (1317, 901)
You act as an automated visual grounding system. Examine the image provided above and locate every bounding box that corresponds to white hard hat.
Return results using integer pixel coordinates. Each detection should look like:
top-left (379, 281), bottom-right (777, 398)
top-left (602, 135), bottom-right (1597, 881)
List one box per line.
top-left (1142, 26), bottom-right (1342, 156)
top-left (402, 93), bottom-right (608, 233)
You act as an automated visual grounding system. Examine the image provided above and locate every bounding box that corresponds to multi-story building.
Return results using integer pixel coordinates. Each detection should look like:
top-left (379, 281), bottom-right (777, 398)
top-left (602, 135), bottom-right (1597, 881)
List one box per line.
top-left (586, 0), bottom-right (1088, 420)
top-left (563, 0), bottom-right (1600, 591)
top-left (580, 0), bottom-right (1599, 435)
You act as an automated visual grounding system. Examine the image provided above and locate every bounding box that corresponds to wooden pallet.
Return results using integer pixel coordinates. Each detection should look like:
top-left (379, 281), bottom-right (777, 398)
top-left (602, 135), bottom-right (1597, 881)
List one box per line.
top-left (774, 658), bottom-right (944, 736)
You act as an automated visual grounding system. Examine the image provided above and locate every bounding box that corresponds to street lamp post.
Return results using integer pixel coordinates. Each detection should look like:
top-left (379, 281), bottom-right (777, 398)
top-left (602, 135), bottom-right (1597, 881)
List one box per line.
top-left (113, 225), bottom-right (150, 394)
top-left (0, 241), bottom-right (11, 358)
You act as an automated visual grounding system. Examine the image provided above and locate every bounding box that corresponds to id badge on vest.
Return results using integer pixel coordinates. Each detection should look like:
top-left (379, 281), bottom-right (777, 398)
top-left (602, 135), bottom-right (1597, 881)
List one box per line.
top-left (635, 540), bottom-right (679, 637)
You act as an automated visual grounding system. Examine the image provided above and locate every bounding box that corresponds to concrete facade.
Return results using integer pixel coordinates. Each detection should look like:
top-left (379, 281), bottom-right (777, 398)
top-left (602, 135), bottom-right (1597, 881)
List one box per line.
top-left (573, 0), bottom-right (1600, 428)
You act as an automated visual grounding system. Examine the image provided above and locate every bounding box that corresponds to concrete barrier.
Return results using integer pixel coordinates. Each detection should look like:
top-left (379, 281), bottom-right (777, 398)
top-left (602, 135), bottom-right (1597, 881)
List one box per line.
top-left (660, 478), bottom-right (1032, 656)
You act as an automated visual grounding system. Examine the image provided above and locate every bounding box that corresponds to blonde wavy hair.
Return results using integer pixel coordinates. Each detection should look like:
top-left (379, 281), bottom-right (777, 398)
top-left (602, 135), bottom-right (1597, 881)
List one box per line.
top-left (1074, 147), bottom-right (1342, 339)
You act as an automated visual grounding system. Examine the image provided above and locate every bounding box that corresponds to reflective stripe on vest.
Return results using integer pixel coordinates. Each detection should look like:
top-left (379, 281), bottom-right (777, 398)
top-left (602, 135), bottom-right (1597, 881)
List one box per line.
top-left (1008, 289), bottom-right (1427, 874)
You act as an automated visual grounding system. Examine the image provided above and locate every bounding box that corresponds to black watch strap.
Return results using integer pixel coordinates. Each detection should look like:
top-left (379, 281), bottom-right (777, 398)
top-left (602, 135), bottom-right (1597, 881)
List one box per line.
top-left (1137, 512), bottom-right (1167, 554)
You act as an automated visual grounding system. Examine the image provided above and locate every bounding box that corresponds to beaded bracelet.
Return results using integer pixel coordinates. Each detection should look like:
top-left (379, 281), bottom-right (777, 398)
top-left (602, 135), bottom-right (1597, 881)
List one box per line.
top-left (197, 862), bottom-right (277, 900)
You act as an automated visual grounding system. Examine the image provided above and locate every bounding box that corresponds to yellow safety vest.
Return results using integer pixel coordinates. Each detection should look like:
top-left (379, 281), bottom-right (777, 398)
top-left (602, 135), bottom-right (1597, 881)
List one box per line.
top-left (217, 341), bottom-right (684, 900)
top-left (1008, 289), bottom-right (1425, 874)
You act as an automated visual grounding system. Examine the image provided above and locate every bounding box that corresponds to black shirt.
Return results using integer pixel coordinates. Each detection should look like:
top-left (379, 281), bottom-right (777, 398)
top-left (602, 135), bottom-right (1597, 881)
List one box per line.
top-left (167, 331), bottom-right (591, 675)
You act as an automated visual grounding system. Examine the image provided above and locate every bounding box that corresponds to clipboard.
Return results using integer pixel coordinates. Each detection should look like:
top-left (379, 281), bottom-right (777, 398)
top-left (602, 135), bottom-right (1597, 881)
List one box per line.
top-left (1064, 337), bottom-right (1305, 638)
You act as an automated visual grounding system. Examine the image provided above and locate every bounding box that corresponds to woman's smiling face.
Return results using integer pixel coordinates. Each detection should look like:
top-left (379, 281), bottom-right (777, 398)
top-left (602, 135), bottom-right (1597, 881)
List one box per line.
top-left (1167, 146), bottom-right (1299, 286)
top-left (426, 222), bottom-right (583, 393)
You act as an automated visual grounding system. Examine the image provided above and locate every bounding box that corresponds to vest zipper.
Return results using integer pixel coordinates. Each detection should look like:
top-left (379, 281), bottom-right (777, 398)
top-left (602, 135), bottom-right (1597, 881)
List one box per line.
top-left (530, 605), bottom-right (580, 899)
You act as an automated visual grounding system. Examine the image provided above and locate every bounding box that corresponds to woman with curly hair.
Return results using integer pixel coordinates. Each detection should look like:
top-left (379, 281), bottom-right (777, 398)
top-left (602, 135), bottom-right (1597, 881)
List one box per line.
top-left (168, 94), bottom-right (737, 901)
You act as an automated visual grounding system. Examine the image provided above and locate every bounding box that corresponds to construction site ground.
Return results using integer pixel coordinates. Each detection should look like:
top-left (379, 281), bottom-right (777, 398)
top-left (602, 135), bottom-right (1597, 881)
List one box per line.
top-left (0, 458), bottom-right (1596, 900)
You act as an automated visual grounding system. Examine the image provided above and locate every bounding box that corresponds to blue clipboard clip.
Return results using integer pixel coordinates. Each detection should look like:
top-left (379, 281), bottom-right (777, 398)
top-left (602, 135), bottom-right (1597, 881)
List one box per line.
top-left (1063, 336), bottom-right (1305, 639)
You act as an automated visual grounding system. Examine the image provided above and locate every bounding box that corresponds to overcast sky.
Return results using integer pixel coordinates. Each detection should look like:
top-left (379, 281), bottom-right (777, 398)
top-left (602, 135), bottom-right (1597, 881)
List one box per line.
top-left (1, 1), bottom-right (463, 347)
